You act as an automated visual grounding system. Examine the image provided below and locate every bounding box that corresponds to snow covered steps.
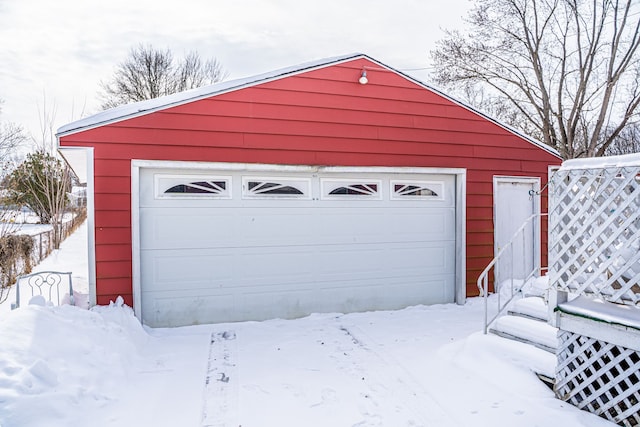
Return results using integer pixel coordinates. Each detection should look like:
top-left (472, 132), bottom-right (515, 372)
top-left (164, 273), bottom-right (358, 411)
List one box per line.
top-left (508, 296), bottom-right (549, 321)
top-left (490, 316), bottom-right (558, 353)
top-left (490, 297), bottom-right (558, 354)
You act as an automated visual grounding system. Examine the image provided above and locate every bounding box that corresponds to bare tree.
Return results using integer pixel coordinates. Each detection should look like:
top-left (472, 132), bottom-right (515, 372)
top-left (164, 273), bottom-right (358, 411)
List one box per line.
top-left (0, 98), bottom-right (28, 239)
top-left (431, 0), bottom-right (640, 159)
top-left (31, 93), bottom-right (59, 154)
top-left (605, 122), bottom-right (640, 154)
top-left (0, 99), bottom-right (27, 166)
top-left (99, 44), bottom-right (228, 109)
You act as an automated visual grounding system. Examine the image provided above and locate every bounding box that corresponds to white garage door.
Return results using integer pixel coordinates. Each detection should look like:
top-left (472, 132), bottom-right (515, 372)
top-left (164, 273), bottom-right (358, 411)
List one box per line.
top-left (137, 166), bottom-right (458, 326)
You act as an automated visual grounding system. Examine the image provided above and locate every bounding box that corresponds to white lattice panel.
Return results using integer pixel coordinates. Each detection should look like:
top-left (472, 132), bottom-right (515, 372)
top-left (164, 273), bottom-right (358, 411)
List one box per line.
top-left (556, 330), bottom-right (640, 426)
top-left (550, 164), bottom-right (640, 306)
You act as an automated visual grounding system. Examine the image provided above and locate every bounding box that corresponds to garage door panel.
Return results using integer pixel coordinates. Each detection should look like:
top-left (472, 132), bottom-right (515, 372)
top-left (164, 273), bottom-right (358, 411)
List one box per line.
top-left (315, 211), bottom-right (453, 242)
top-left (236, 212), bottom-right (317, 245)
top-left (315, 242), bottom-right (454, 281)
top-left (142, 209), bottom-right (456, 250)
top-left (388, 211), bottom-right (454, 238)
top-left (142, 209), bottom-right (319, 249)
top-left (233, 247), bottom-right (316, 286)
top-left (142, 275), bottom-right (455, 326)
top-left (142, 250), bottom-right (233, 289)
top-left (142, 292), bottom-right (236, 326)
top-left (237, 210), bottom-right (455, 245)
top-left (316, 213), bottom-right (382, 240)
top-left (143, 242), bottom-right (454, 291)
top-left (140, 209), bottom-right (237, 249)
top-left (314, 246), bottom-right (390, 281)
top-left (237, 288), bottom-right (318, 321)
top-left (316, 277), bottom-right (453, 312)
top-left (385, 243), bottom-right (455, 273)
top-left (143, 248), bottom-right (315, 290)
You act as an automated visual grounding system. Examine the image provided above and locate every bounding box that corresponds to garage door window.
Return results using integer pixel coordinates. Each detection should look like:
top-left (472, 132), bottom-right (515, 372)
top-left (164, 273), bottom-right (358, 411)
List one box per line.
top-left (390, 181), bottom-right (444, 200)
top-left (321, 179), bottom-right (382, 199)
top-left (155, 175), bottom-right (231, 199)
top-left (242, 177), bottom-right (311, 199)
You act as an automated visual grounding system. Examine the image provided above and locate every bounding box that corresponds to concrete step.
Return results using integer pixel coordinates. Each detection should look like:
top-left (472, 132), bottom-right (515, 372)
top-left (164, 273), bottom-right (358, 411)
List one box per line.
top-left (508, 296), bottom-right (550, 322)
top-left (490, 315), bottom-right (558, 353)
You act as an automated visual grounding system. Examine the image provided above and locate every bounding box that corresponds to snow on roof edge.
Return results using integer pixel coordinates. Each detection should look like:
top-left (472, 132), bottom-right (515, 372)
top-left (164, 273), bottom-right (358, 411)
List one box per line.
top-left (560, 152), bottom-right (640, 170)
top-left (56, 53), bottom-right (366, 136)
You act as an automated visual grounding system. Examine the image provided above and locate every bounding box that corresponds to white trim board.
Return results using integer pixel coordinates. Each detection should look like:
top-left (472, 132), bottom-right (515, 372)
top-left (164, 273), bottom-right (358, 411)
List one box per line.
top-left (557, 311), bottom-right (640, 351)
top-left (131, 163), bottom-right (142, 318)
top-left (58, 147), bottom-right (97, 307)
top-left (131, 159), bottom-right (466, 176)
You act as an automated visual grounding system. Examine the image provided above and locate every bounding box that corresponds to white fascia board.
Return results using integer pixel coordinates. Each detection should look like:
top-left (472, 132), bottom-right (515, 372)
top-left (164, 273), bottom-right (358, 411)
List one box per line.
top-left (57, 139), bottom-right (96, 306)
top-left (558, 311), bottom-right (640, 351)
top-left (86, 148), bottom-right (96, 307)
top-left (131, 162), bottom-right (142, 321)
top-left (66, 147), bottom-right (97, 307)
top-left (456, 171), bottom-right (467, 305)
top-left (131, 159), bottom-right (466, 176)
top-left (559, 296), bottom-right (640, 330)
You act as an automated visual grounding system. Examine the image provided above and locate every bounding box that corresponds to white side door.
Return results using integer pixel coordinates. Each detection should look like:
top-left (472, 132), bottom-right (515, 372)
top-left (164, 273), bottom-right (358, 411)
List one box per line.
top-left (493, 177), bottom-right (540, 288)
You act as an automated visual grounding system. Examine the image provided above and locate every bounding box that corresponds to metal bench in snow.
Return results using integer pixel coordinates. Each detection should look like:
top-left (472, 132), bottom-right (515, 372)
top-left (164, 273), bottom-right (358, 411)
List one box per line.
top-left (11, 271), bottom-right (75, 309)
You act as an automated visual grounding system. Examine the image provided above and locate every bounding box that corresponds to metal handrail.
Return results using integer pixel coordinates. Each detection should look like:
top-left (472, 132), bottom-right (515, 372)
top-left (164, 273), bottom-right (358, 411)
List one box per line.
top-left (479, 213), bottom-right (548, 334)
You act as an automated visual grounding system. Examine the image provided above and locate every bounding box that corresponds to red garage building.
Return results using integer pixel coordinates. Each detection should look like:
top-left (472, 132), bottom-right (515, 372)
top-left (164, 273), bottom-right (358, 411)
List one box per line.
top-left (58, 53), bottom-right (561, 327)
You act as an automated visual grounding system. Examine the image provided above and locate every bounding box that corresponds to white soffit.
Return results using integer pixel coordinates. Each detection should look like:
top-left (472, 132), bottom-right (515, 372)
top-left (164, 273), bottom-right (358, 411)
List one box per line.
top-left (59, 147), bottom-right (88, 184)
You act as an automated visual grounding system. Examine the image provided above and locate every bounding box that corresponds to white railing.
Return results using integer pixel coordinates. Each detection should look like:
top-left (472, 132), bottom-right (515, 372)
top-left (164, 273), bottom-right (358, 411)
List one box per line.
top-left (479, 213), bottom-right (547, 334)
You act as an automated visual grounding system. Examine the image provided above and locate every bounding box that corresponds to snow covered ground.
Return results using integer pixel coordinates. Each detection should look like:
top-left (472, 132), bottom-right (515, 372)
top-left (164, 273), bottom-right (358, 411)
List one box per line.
top-left (1, 210), bottom-right (78, 236)
top-left (0, 223), bottom-right (615, 427)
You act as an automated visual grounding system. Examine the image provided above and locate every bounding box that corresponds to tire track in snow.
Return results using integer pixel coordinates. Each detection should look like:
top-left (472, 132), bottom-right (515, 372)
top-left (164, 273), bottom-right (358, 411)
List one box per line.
top-left (333, 321), bottom-right (460, 427)
top-left (201, 330), bottom-right (238, 427)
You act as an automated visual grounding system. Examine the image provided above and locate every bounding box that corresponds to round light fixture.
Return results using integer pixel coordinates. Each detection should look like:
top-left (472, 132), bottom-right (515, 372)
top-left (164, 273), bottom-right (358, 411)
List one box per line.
top-left (359, 70), bottom-right (368, 85)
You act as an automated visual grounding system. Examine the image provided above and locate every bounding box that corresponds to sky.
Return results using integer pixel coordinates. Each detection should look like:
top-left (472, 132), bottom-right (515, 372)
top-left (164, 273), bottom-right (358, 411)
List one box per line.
top-left (0, 0), bottom-right (472, 143)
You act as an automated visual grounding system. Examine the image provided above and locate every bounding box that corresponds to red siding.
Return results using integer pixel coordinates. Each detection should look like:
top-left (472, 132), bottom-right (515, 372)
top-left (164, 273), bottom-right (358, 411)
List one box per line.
top-left (60, 57), bottom-right (560, 304)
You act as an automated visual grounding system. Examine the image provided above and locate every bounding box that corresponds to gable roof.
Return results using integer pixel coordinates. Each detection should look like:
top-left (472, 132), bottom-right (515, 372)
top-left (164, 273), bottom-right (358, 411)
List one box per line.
top-left (57, 53), bottom-right (561, 158)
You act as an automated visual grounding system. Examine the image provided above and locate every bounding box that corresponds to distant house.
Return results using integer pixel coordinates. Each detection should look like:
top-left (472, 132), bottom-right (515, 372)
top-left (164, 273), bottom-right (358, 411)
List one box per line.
top-left (68, 185), bottom-right (87, 208)
top-left (57, 53), bottom-right (561, 327)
